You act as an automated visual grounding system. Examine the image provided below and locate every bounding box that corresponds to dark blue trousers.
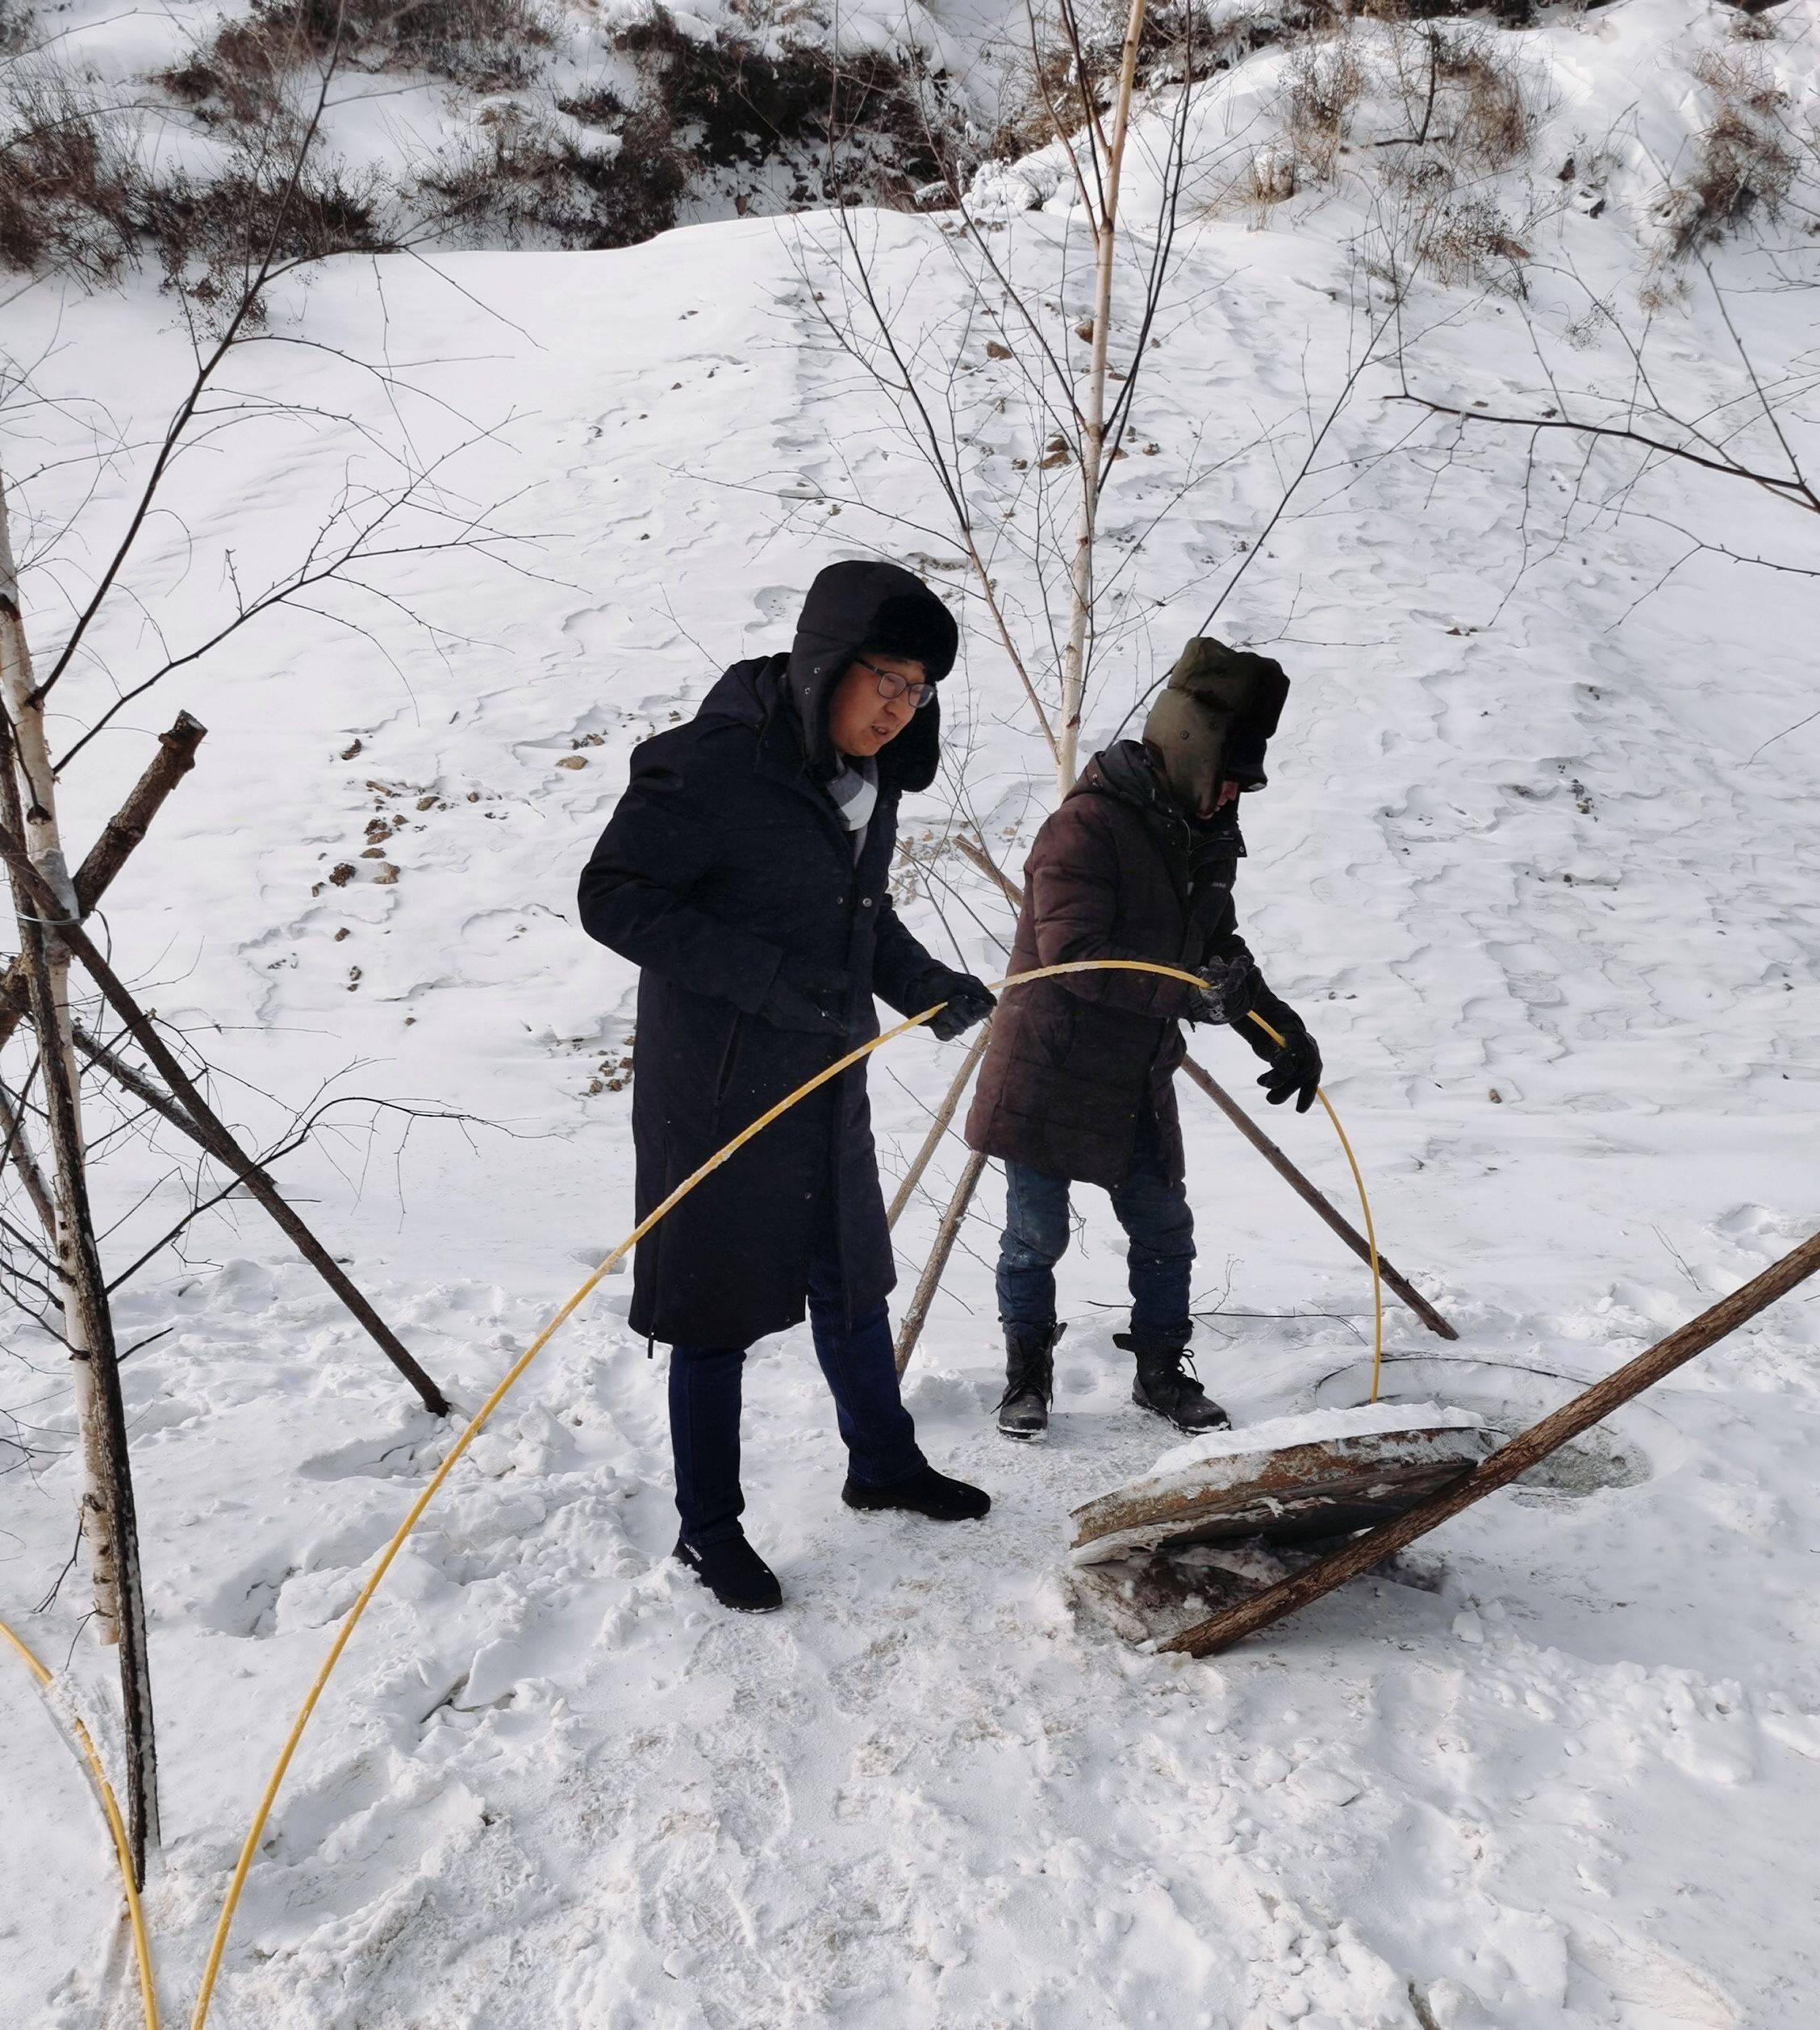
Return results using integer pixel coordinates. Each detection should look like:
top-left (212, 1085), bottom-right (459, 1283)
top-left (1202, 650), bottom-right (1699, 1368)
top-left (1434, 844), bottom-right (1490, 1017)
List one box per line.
top-left (996, 1114), bottom-right (1196, 1343)
top-left (668, 1218), bottom-right (925, 1547)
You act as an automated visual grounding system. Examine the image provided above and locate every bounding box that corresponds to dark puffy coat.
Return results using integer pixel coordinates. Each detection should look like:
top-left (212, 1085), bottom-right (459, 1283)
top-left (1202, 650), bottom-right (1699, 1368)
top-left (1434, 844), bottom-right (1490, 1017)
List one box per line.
top-left (966, 741), bottom-right (1250, 1188)
top-left (578, 564), bottom-right (961, 1347)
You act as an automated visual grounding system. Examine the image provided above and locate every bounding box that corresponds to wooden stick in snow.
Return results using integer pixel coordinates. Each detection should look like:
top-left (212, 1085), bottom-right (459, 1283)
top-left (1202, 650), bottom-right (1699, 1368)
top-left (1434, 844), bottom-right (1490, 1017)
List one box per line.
top-left (1175, 1055), bottom-right (1458, 1341)
top-left (956, 833), bottom-right (1458, 1340)
top-left (0, 711), bottom-right (207, 1057)
top-left (895, 1148), bottom-right (988, 1378)
top-left (1160, 1229), bottom-right (1820, 1658)
top-left (887, 1021), bottom-right (992, 1231)
top-left (0, 839), bottom-right (453, 1418)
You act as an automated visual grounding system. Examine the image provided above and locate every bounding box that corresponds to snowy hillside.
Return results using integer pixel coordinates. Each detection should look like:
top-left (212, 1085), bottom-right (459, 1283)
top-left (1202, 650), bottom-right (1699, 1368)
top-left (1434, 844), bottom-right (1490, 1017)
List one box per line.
top-left (3, 2), bottom-right (1819, 2026)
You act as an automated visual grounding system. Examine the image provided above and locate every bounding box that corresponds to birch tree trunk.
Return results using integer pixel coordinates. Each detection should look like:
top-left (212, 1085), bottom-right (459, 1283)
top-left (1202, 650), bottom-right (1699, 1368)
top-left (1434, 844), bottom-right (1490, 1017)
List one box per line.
top-left (1056, 0), bottom-right (1148, 797)
top-left (0, 478), bottom-right (160, 1882)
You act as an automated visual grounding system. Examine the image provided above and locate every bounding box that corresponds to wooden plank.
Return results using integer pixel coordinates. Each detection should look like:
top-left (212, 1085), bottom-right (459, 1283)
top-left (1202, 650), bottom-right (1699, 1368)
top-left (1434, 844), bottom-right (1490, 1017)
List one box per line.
top-left (1160, 1227), bottom-right (1820, 1656)
top-left (1071, 1422), bottom-right (1490, 1561)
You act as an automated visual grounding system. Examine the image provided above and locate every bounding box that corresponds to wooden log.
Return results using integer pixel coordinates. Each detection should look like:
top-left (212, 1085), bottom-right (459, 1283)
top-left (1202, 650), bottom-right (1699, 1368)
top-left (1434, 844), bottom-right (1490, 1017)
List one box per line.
top-left (0, 835), bottom-right (452, 1418)
top-left (887, 1021), bottom-right (991, 1231)
top-left (0, 709), bottom-right (206, 1056)
top-left (1159, 1228), bottom-right (1820, 1657)
top-left (1071, 1419), bottom-right (1490, 1562)
top-left (894, 1148), bottom-right (987, 1377)
top-left (955, 833), bottom-right (1458, 1342)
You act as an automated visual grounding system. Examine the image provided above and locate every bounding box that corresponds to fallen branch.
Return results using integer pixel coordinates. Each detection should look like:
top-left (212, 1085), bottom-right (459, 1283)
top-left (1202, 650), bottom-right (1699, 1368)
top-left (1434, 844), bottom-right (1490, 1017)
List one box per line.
top-left (1161, 1228), bottom-right (1820, 1656)
top-left (0, 710), bottom-right (207, 1058)
top-left (0, 836), bottom-right (451, 1417)
top-left (1390, 392), bottom-right (1819, 516)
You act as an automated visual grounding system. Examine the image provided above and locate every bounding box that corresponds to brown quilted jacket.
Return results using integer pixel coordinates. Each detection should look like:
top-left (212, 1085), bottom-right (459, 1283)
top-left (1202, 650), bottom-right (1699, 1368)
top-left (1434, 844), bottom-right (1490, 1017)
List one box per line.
top-left (966, 741), bottom-right (1248, 1186)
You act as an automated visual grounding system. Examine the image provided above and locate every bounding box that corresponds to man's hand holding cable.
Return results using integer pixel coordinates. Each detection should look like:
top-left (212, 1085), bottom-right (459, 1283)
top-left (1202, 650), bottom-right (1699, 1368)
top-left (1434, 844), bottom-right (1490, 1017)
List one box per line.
top-left (1188, 952), bottom-right (1260, 1026)
top-left (1235, 983), bottom-right (1322, 1113)
top-left (927, 969), bottom-right (996, 1042)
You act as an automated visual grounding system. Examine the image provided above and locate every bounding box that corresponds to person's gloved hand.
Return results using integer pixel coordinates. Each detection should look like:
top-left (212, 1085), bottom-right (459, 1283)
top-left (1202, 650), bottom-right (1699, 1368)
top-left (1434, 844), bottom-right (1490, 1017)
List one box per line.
top-left (1188, 952), bottom-right (1259, 1026)
top-left (760, 955), bottom-right (849, 1035)
top-left (1235, 988), bottom-right (1322, 1113)
top-left (928, 971), bottom-right (997, 1042)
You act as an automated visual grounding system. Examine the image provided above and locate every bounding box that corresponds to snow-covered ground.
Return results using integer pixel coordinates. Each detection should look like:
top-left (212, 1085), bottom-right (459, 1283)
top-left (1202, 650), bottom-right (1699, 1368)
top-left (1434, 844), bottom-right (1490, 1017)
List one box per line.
top-left (4, 5), bottom-right (1820, 2026)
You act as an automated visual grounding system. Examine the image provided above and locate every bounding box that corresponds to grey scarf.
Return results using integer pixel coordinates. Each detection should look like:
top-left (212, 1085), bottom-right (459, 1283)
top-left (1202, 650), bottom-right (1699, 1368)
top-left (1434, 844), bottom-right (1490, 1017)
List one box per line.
top-left (824, 754), bottom-right (879, 860)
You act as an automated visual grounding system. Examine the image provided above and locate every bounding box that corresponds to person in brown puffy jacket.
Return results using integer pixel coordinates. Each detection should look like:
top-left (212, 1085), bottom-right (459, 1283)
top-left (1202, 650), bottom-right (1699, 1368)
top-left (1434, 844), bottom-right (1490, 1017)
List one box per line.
top-left (964, 640), bottom-right (1321, 1440)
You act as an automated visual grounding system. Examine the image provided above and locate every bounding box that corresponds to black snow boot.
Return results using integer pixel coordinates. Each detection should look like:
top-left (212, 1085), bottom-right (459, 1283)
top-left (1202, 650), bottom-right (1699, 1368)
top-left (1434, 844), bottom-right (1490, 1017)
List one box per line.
top-left (1115, 1332), bottom-right (1231, 1434)
top-left (674, 1533), bottom-right (783, 1613)
top-left (843, 1462), bottom-right (991, 1522)
top-left (996, 1322), bottom-right (1063, 1441)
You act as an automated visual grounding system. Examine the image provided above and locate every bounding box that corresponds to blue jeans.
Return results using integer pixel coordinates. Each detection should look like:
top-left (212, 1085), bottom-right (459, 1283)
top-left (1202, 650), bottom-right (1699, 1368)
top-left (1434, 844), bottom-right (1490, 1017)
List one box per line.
top-left (996, 1117), bottom-right (1196, 1344)
top-left (668, 1219), bottom-right (925, 1547)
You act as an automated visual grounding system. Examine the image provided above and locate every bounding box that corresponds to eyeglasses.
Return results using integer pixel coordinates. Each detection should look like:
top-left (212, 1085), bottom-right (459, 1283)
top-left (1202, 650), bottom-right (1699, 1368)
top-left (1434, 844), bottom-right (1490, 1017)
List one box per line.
top-left (853, 655), bottom-right (936, 710)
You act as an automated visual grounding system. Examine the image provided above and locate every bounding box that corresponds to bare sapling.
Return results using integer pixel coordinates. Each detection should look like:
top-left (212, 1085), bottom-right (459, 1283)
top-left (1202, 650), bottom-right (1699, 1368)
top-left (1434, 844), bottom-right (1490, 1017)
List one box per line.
top-left (1057, 0), bottom-right (1148, 795)
top-left (0, 480), bottom-right (159, 1883)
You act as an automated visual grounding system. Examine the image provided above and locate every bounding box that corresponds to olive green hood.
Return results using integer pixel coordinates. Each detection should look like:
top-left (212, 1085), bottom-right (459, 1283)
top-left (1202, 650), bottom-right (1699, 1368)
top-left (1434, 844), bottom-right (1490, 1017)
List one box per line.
top-left (1142, 637), bottom-right (1290, 815)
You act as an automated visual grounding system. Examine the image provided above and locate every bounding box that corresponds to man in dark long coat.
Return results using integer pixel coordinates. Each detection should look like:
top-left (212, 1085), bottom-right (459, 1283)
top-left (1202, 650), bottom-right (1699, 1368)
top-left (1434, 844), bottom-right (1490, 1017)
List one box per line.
top-left (965, 639), bottom-right (1322, 1441)
top-left (579, 562), bottom-right (996, 1612)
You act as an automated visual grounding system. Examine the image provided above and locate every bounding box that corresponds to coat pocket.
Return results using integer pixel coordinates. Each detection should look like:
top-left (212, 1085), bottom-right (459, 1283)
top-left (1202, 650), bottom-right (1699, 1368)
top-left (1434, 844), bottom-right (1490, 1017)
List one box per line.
top-left (1022, 988), bottom-right (1076, 1068)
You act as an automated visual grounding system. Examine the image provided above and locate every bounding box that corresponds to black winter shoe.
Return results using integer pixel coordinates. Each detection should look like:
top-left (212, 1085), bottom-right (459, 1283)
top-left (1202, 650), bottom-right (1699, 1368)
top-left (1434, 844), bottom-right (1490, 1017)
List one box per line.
top-left (1115, 1332), bottom-right (1231, 1435)
top-left (996, 1322), bottom-right (1063, 1442)
top-left (674, 1533), bottom-right (783, 1613)
top-left (842, 1463), bottom-right (991, 1522)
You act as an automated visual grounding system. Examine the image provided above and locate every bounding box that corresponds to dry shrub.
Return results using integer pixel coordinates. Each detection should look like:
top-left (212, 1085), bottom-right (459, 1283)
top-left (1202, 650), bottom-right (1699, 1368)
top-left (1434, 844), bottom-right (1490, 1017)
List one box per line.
top-left (1, 0), bottom-right (35, 54)
top-left (0, 61), bottom-right (141, 284)
top-left (1284, 32), bottom-right (1366, 179)
top-left (144, 148), bottom-right (391, 308)
top-left (1241, 144), bottom-right (1300, 215)
top-left (161, 0), bottom-right (562, 122)
top-left (418, 102), bottom-right (686, 250)
top-left (1415, 190), bottom-right (1530, 287)
top-left (1442, 36), bottom-right (1537, 169)
top-left (613, 15), bottom-right (937, 190)
top-left (0, 41), bottom-right (391, 300)
top-left (1663, 50), bottom-right (1798, 257)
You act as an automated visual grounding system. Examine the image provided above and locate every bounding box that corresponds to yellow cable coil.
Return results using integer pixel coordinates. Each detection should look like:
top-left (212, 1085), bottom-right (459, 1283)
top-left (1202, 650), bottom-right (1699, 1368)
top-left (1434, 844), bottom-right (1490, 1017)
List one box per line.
top-left (0, 1614), bottom-right (161, 2030)
top-left (163, 959), bottom-right (1380, 2028)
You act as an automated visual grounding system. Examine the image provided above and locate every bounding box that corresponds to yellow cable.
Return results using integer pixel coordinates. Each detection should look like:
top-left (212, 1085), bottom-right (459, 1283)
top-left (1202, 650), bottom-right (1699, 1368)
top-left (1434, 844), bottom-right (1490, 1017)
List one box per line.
top-left (1242, 1010), bottom-right (1383, 1402)
top-left (190, 959), bottom-right (1384, 2028)
top-left (1, 1614), bottom-right (161, 2030)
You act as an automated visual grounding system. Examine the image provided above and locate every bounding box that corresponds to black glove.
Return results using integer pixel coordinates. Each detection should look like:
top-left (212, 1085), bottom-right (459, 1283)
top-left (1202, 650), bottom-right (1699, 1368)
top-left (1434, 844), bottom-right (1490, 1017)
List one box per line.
top-left (1188, 952), bottom-right (1259, 1026)
top-left (927, 971), bottom-right (997, 1042)
top-left (759, 955), bottom-right (848, 1035)
top-left (1235, 987), bottom-right (1321, 1113)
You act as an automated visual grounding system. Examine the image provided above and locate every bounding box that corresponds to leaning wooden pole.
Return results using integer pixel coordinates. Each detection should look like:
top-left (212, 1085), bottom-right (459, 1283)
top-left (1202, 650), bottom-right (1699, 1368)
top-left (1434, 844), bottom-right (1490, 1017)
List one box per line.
top-left (0, 710), bottom-right (206, 1057)
top-left (1161, 1229), bottom-right (1820, 1658)
top-left (887, 1021), bottom-right (991, 1231)
top-left (1175, 1055), bottom-right (1455, 1339)
top-left (956, 834), bottom-right (1456, 1339)
top-left (0, 829), bottom-right (452, 1418)
top-left (895, 1149), bottom-right (988, 1377)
